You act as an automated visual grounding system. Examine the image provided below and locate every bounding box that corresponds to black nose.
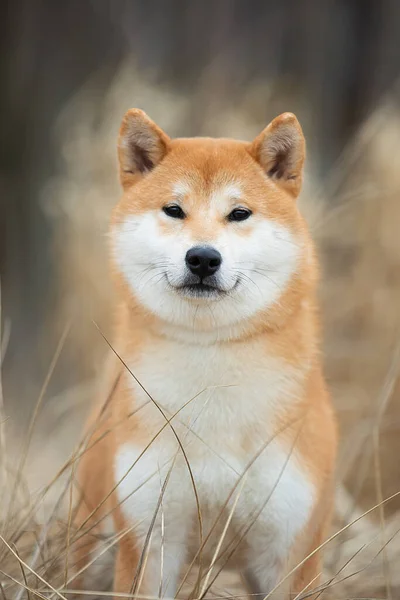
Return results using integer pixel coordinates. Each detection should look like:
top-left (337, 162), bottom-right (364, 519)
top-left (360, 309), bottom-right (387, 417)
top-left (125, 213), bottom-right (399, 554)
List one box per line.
top-left (185, 246), bottom-right (222, 279)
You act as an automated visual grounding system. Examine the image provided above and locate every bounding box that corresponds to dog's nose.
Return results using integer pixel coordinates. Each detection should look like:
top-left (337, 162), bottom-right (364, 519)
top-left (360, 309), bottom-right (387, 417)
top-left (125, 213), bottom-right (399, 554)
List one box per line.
top-left (185, 246), bottom-right (222, 279)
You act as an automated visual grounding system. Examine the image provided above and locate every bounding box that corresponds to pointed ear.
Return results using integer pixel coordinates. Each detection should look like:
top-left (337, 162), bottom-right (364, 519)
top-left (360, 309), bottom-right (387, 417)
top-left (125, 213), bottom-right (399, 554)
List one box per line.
top-left (117, 109), bottom-right (170, 188)
top-left (249, 113), bottom-right (305, 198)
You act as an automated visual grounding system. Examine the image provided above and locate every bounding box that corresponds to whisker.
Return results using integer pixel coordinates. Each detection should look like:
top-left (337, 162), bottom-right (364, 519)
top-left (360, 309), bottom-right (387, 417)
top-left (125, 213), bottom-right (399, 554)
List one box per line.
top-left (235, 267), bottom-right (285, 294)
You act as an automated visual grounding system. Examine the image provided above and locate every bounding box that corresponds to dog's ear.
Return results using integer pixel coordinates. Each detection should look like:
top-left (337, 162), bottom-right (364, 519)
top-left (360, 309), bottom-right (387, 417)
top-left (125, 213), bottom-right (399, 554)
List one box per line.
top-left (118, 109), bottom-right (171, 189)
top-left (249, 113), bottom-right (305, 198)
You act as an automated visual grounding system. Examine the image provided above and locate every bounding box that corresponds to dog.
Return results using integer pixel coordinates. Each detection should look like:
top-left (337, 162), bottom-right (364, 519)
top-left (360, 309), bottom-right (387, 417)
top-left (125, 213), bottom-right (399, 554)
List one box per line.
top-left (72, 109), bottom-right (337, 599)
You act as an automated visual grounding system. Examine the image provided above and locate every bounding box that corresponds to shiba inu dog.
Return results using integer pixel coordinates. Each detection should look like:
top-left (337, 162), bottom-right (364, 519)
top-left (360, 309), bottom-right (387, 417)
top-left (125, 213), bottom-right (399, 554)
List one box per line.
top-left (72, 109), bottom-right (337, 599)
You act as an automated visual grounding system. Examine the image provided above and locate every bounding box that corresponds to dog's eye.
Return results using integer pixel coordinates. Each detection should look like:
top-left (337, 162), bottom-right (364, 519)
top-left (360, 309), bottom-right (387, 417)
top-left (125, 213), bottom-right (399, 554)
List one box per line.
top-left (163, 204), bottom-right (186, 219)
top-left (227, 208), bottom-right (252, 222)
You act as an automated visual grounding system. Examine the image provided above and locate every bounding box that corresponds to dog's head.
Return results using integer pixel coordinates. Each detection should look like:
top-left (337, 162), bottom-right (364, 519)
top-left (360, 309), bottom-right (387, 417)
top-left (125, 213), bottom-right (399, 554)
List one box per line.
top-left (111, 109), bottom-right (312, 333)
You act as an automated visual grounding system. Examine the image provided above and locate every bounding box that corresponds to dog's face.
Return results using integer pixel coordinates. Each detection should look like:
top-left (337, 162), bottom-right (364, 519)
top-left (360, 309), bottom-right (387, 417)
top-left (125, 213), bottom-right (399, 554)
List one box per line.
top-left (112, 110), bottom-right (309, 331)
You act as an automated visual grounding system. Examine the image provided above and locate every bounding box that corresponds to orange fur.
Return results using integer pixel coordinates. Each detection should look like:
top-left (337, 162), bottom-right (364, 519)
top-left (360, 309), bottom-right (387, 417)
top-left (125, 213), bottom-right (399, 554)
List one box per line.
top-left (71, 109), bottom-right (337, 599)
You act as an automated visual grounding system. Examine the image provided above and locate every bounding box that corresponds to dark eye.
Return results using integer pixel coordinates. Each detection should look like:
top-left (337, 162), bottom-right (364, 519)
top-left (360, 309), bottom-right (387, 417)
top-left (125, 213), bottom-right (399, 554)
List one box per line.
top-left (163, 204), bottom-right (185, 219)
top-left (227, 208), bottom-right (252, 222)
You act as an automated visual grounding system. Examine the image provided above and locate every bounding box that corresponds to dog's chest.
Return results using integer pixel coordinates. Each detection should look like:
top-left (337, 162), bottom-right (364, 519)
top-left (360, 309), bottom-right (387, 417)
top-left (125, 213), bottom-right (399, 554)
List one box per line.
top-left (118, 337), bottom-right (306, 493)
top-left (114, 338), bottom-right (314, 553)
top-left (128, 337), bottom-right (299, 445)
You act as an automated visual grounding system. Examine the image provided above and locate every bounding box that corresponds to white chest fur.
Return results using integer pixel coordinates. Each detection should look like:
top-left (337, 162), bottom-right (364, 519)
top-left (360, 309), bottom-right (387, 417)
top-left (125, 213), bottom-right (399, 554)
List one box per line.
top-left (127, 334), bottom-right (303, 438)
top-left (114, 335), bottom-right (315, 594)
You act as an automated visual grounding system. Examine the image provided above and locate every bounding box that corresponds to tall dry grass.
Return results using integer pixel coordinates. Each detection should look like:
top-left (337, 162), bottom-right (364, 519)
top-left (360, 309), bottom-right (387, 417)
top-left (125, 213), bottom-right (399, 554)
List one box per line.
top-left (1, 64), bottom-right (400, 598)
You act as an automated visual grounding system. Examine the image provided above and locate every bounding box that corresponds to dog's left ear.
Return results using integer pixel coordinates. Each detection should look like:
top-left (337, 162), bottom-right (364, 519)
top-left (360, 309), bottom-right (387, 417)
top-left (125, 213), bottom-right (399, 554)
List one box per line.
top-left (249, 113), bottom-right (305, 198)
top-left (117, 109), bottom-right (171, 189)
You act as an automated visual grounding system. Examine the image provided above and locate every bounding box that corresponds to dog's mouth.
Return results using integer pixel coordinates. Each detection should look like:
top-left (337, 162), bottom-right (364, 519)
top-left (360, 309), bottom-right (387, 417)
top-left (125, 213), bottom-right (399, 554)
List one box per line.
top-left (166, 274), bottom-right (239, 300)
top-left (165, 274), bottom-right (231, 299)
top-left (177, 281), bottom-right (224, 297)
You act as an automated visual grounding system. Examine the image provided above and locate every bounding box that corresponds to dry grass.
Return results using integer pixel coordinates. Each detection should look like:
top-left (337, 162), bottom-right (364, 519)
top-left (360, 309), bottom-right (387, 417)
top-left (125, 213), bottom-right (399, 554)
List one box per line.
top-left (2, 63), bottom-right (400, 598)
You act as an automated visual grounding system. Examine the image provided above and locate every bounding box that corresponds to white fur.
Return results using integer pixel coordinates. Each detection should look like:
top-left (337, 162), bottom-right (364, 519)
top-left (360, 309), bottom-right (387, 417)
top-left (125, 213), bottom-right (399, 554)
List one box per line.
top-left (209, 182), bottom-right (242, 210)
top-left (114, 336), bottom-right (314, 596)
top-left (172, 180), bottom-right (190, 200)
top-left (112, 181), bottom-right (312, 595)
top-left (112, 181), bottom-right (301, 337)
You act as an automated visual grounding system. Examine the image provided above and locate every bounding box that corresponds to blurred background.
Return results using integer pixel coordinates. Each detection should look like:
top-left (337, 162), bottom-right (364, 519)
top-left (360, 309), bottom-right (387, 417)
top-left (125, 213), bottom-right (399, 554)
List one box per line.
top-left (1, 1), bottom-right (400, 596)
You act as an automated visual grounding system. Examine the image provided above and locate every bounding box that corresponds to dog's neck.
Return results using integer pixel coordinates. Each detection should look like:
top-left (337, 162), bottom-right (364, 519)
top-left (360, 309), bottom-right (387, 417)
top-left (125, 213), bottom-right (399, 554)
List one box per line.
top-left (114, 283), bottom-right (318, 365)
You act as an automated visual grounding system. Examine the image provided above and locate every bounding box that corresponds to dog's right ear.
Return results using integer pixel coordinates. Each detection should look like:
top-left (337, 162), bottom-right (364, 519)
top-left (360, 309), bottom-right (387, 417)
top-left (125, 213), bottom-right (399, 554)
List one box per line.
top-left (118, 109), bottom-right (171, 189)
top-left (249, 113), bottom-right (305, 198)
